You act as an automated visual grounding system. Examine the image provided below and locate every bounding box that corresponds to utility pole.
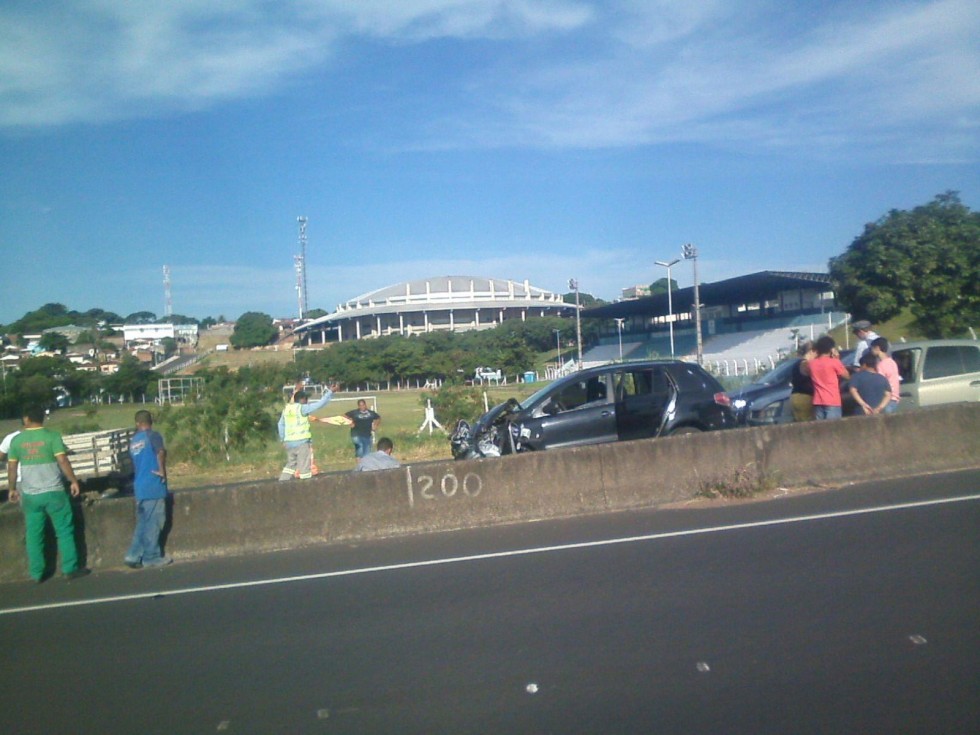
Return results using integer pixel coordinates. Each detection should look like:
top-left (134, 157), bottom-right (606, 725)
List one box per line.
top-left (568, 278), bottom-right (582, 369)
top-left (683, 243), bottom-right (703, 366)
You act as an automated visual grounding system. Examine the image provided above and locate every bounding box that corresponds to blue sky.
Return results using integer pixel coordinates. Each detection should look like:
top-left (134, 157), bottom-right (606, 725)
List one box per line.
top-left (1, 0), bottom-right (978, 324)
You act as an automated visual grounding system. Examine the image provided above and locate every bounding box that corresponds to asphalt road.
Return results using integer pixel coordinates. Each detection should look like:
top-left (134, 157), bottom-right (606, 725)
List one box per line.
top-left (1, 469), bottom-right (978, 734)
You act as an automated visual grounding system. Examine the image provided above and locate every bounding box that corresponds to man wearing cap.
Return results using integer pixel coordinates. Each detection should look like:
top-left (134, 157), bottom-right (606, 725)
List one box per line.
top-left (278, 383), bottom-right (339, 481)
top-left (850, 320), bottom-right (880, 372)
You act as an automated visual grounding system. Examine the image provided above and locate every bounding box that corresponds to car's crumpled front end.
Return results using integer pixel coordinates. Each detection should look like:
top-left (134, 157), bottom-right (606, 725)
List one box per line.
top-left (450, 398), bottom-right (524, 460)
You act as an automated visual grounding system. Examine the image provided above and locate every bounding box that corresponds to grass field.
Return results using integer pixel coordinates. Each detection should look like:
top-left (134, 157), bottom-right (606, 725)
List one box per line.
top-left (1, 384), bottom-right (542, 489)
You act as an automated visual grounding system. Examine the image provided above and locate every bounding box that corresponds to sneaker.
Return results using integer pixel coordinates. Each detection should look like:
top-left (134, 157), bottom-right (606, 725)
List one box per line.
top-left (124, 559), bottom-right (142, 569)
top-left (65, 568), bottom-right (91, 581)
top-left (142, 556), bottom-right (173, 568)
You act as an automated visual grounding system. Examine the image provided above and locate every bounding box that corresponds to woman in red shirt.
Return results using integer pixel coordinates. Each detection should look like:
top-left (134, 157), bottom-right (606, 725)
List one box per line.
top-left (801, 336), bottom-right (850, 420)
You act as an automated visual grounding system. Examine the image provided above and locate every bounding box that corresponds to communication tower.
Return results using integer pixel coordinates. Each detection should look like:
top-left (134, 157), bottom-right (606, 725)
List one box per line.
top-left (163, 265), bottom-right (173, 318)
top-left (296, 216), bottom-right (309, 318)
top-left (294, 254), bottom-right (305, 320)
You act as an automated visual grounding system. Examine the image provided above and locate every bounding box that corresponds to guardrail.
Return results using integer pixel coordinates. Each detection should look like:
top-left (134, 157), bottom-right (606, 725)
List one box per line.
top-left (1, 403), bottom-right (977, 582)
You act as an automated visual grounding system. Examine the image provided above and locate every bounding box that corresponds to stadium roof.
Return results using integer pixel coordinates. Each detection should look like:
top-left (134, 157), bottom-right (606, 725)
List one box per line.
top-left (583, 271), bottom-right (833, 319)
top-left (296, 275), bottom-right (571, 332)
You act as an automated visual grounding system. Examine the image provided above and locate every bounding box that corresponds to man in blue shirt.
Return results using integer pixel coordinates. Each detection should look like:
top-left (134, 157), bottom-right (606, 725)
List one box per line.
top-left (125, 410), bottom-right (172, 568)
top-left (847, 353), bottom-right (892, 416)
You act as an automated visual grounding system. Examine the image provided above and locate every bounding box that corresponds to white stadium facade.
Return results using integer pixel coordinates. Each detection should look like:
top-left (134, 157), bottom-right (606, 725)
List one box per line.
top-left (295, 275), bottom-right (575, 344)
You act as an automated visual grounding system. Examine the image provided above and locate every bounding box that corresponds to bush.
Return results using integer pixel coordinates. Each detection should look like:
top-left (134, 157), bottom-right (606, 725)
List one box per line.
top-left (157, 381), bottom-right (281, 464)
top-left (61, 418), bottom-right (101, 435)
top-left (422, 385), bottom-right (487, 428)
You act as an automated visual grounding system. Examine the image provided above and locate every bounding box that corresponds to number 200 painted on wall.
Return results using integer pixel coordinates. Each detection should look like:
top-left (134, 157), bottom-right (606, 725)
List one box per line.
top-left (406, 470), bottom-right (483, 507)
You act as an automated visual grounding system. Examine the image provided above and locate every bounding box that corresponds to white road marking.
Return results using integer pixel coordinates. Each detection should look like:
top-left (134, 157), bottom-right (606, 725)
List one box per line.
top-left (1, 493), bottom-right (977, 617)
top-left (909, 635), bottom-right (928, 645)
top-left (696, 662), bottom-right (711, 673)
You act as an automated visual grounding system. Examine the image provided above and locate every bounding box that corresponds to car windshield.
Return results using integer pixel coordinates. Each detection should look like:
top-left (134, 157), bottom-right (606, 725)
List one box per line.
top-left (518, 381), bottom-right (563, 409)
top-left (751, 359), bottom-right (797, 387)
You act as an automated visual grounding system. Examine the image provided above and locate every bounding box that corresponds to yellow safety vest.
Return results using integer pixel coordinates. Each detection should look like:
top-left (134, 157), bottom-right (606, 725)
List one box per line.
top-left (282, 403), bottom-right (311, 442)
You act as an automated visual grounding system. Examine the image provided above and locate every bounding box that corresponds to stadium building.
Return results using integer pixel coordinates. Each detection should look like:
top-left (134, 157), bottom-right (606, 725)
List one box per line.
top-left (295, 275), bottom-right (575, 344)
top-left (581, 270), bottom-right (845, 372)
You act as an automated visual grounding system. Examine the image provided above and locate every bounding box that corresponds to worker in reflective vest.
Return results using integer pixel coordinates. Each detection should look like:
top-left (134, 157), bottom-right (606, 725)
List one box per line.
top-left (278, 384), bottom-right (339, 481)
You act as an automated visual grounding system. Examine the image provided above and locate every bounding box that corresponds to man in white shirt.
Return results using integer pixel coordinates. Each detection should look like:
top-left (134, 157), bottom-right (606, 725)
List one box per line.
top-left (850, 320), bottom-right (880, 371)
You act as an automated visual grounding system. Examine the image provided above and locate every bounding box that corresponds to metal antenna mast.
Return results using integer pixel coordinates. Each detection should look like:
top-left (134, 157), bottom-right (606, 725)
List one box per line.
top-left (296, 216), bottom-right (309, 317)
top-left (294, 255), bottom-right (305, 320)
top-left (163, 265), bottom-right (173, 318)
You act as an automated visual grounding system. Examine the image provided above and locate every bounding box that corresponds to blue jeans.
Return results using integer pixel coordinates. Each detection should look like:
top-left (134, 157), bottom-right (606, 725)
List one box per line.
top-left (352, 434), bottom-right (373, 458)
top-left (126, 498), bottom-right (167, 565)
top-left (814, 405), bottom-right (842, 420)
top-left (883, 401), bottom-right (899, 414)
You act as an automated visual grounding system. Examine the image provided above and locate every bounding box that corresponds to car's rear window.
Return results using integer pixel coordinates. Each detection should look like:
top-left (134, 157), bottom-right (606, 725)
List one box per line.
top-left (670, 364), bottom-right (722, 393)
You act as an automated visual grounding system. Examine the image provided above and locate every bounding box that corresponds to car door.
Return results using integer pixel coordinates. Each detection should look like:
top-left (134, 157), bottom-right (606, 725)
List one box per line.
top-left (613, 366), bottom-right (674, 441)
top-left (893, 344), bottom-right (980, 408)
top-left (892, 347), bottom-right (922, 408)
top-left (523, 373), bottom-right (616, 449)
top-left (916, 344), bottom-right (980, 407)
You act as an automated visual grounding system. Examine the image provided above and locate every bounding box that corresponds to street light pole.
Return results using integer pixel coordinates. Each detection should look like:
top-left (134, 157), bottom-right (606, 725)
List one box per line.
top-left (683, 243), bottom-right (703, 366)
top-left (655, 258), bottom-right (680, 359)
top-left (614, 318), bottom-right (624, 362)
top-left (568, 278), bottom-right (582, 369)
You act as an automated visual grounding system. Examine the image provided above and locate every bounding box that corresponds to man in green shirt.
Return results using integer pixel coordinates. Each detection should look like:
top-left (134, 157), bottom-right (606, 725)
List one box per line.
top-left (6, 406), bottom-right (90, 582)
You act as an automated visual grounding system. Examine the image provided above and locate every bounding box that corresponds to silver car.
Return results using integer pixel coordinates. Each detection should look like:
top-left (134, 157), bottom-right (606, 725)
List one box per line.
top-left (890, 339), bottom-right (980, 409)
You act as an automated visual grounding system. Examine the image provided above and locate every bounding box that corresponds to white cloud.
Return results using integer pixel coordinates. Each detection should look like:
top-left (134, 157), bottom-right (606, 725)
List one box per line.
top-left (0, 0), bottom-right (976, 159)
top-left (461, 0), bottom-right (980, 158)
top-left (0, 0), bottom-right (591, 126)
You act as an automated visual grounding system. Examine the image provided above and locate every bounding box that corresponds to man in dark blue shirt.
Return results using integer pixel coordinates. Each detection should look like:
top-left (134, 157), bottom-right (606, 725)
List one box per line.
top-left (847, 353), bottom-right (892, 416)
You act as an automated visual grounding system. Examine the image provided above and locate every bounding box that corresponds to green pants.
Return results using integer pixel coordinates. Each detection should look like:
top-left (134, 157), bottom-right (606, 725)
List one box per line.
top-left (21, 490), bottom-right (79, 580)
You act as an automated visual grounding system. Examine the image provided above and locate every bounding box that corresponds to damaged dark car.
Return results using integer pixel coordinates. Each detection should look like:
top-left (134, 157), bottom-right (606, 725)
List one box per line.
top-left (451, 360), bottom-right (735, 459)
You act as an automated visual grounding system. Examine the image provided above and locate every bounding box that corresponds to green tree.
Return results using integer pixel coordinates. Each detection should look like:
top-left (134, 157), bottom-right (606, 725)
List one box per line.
top-left (82, 308), bottom-right (123, 324)
top-left (156, 374), bottom-right (280, 463)
top-left (829, 192), bottom-right (980, 338)
top-left (7, 303), bottom-right (73, 334)
top-left (562, 291), bottom-right (606, 308)
top-left (16, 374), bottom-right (58, 408)
top-left (104, 355), bottom-right (153, 401)
top-left (163, 313), bottom-right (198, 325)
top-left (230, 312), bottom-right (277, 348)
top-left (125, 311), bottom-right (157, 324)
top-left (648, 277), bottom-right (678, 296)
top-left (38, 332), bottom-right (71, 353)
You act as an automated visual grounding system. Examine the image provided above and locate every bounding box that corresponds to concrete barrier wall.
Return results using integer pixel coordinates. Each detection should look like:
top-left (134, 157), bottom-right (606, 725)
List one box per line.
top-left (2, 403), bottom-right (978, 582)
